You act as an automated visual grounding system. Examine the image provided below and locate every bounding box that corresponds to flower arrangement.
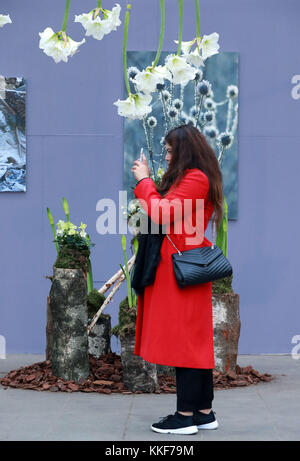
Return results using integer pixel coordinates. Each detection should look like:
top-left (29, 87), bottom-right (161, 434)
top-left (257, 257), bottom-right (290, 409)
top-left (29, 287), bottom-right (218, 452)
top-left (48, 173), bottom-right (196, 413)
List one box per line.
top-left (47, 197), bottom-right (95, 292)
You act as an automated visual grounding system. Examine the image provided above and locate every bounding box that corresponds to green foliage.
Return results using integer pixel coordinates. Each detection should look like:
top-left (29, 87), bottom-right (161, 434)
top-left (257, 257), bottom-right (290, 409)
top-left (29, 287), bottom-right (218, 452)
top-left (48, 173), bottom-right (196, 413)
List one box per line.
top-left (111, 296), bottom-right (137, 339)
top-left (216, 196), bottom-right (228, 258)
top-left (87, 289), bottom-right (106, 319)
top-left (212, 274), bottom-right (233, 294)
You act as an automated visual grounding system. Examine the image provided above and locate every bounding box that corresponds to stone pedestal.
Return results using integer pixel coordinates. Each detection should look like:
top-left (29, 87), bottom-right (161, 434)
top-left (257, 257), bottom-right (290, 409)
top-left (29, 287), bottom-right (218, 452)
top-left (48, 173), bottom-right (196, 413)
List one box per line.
top-left (120, 333), bottom-right (158, 392)
top-left (88, 315), bottom-right (111, 358)
top-left (213, 292), bottom-right (240, 373)
top-left (48, 267), bottom-right (90, 382)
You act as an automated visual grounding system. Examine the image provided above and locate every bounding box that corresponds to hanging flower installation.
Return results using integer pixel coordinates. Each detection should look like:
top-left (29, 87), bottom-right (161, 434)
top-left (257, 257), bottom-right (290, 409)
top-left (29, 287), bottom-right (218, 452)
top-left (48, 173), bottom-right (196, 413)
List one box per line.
top-left (39, 1), bottom-right (121, 63)
top-left (75, 2), bottom-right (121, 41)
top-left (114, 0), bottom-right (238, 180)
top-left (0, 14), bottom-right (12, 27)
top-left (39, 0), bottom-right (85, 63)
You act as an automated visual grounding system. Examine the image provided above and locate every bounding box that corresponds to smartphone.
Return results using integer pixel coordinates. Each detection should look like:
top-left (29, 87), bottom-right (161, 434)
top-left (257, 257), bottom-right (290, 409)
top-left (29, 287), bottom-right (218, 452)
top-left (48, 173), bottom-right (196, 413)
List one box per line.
top-left (139, 147), bottom-right (144, 162)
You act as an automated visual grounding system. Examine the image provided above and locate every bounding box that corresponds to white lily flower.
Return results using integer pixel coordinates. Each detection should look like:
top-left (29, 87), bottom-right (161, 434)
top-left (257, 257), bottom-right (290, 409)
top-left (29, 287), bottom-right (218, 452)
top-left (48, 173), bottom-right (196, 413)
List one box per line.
top-left (165, 54), bottom-right (196, 86)
top-left (114, 93), bottom-right (152, 120)
top-left (135, 68), bottom-right (164, 94)
top-left (201, 32), bottom-right (220, 60)
top-left (151, 64), bottom-right (172, 81)
top-left (186, 47), bottom-right (205, 68)
top-left (174, 39), bottom-right (194, 55)
top-left (0, 14), bottom-right (12, 27)
top-left (74, 4), bottom-right (121, 40)
top-left (39, 27), bottom-right (85, 63)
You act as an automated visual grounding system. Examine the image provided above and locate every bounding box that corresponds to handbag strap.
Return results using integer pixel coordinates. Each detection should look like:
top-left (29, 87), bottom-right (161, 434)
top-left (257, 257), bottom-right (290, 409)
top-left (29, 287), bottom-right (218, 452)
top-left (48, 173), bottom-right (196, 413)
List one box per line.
top-left (166, 218), bottom-right (217, 254)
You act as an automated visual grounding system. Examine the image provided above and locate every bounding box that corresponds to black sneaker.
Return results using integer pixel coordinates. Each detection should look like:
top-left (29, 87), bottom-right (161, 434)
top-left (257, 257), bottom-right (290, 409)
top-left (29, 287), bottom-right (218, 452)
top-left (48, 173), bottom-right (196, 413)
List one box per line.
top-left (193, 410), bottom-right (219, 430)
top-left (151, 411), bottom-right (198, 434)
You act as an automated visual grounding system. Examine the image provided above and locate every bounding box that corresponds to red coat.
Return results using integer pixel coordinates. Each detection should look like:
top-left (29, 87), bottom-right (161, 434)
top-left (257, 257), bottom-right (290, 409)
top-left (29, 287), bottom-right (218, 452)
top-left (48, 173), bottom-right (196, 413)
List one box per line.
top-left (133, 168), bottom-right (215, 369)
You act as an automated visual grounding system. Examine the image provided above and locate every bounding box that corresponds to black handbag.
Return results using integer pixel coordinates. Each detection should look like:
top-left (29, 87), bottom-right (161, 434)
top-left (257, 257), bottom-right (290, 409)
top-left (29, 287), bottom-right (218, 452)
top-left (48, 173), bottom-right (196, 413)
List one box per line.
top-left (166, 220), bottom-right (233, 288)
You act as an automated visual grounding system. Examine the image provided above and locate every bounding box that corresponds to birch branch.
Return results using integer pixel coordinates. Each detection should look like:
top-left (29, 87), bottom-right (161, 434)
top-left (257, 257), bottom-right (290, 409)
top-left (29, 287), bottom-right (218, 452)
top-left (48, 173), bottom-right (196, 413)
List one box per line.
top-left (98, 254), bottom-right (135, 294)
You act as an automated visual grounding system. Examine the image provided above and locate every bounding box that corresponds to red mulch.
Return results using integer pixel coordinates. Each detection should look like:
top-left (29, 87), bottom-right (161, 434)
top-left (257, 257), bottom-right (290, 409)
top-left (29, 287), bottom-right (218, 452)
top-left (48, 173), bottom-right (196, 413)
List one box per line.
top-left (0, 352), bottom-right (273, 394)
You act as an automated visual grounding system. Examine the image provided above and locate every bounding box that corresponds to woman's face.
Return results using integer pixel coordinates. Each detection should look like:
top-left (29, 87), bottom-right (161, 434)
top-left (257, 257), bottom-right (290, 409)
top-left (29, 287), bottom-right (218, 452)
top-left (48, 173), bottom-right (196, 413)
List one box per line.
top-left (165, 142), bottom-right (172, 166)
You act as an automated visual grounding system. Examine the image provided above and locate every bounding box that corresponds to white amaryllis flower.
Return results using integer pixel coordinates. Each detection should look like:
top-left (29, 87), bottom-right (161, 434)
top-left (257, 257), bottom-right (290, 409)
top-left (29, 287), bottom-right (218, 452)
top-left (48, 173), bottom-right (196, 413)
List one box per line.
top-left (0, 14), bottom-right (12, 27)
top-left (74, 4), bottom-right (121, 40)
top-left (39, 27), bottom-right (85, 63)
top-left (174, 39), bottom-right (204, 68)
top-left (134, 67), bottom-right (165, 94)
top-left (150, 64), bottom-right (172, 81)
top-left (165, 54), bottom-right (197, 86)
top-left (201, 32), bottom-right (220, 60)
top-left (114, 93), bottom-right (152, 120)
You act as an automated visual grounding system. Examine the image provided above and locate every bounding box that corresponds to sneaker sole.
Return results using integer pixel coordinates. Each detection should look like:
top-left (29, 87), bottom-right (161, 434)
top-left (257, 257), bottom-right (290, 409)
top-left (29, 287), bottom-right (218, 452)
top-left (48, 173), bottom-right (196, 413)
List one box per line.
top-left (150, 425), bottom-right (198, 435)
top-left (197, 420), bottom-right (219, 430)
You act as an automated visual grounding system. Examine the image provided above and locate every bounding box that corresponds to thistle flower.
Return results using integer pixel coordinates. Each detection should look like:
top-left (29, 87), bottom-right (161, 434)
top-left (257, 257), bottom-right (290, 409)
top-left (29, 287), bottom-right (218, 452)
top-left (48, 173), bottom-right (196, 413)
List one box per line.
top-left (156, 82), bottom-right (165, 91)
top-left (190, 105), bottom-right (198, 117)
top-left (74, 4), bottom-right (121, 41)
top-left (218, 131), bottom-right (234, 149)
top-left (39, 27), bottom-right (85, 63)
top-left (168, 108), bottom-right (178, 118)
top-left (161, 90), bottom-right (171, 102)
top-left (127, 66), bottom-right (139, 82)
top-left (114, 92), bottom-right (152, 120)
top-left (226, 85), bottom-right (238, 99)
top-left (197, 80), bottom-right (212, 96)
top-left (194, 70), bottom-right (203, 82)
top-left (173, 99), bottom-right (183, 111)
top-left (204, 98), bottom-right (216, 111)
top-left (0, 14), bottom-right (12, 27)
top-left (204, 125), bottom-right (219, 139)
top-left (203, 111), bottom-right (215, 124)
top-left (147, 116), bottom-right (157, 128)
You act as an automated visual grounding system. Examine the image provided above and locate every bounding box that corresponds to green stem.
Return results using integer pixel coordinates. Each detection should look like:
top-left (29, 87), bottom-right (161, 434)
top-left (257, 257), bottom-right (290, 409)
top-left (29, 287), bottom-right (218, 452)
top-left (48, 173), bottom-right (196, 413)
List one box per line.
top-left (123, 4), bottom-right (132, 96)
top-left (152, 0), bottom-right (165, 68)
top-left (61, 0), bottom-right (71, 32)
top-left (195, 0), bottom-right (200, 38)
top-left (47, 208), bottom-right (59, 255)
top-left (97, 0), bottom-right (101, 8)
top-left (177, 0), bottom-right (183, 55)
top-left (87, 259), bottom-right (93, 293)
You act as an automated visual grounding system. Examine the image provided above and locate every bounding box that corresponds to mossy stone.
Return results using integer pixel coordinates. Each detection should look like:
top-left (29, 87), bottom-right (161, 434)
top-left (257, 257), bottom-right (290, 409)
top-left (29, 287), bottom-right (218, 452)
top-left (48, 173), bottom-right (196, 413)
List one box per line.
top-left (212, 274), bottom-right (234, 294)
top-left (54, 245), bottom-right (90, 273)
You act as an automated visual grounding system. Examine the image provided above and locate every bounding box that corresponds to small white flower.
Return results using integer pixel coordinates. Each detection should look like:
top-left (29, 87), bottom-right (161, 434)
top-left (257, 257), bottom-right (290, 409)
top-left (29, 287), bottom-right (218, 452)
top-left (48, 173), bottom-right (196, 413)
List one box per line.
top-left (128, 199), bottom-right (140, 213)
top-left (0, 14), bottom-right (12, 27)
top-left (114, 93), bottom-right (152, 120)
top-left (201, 32), bottom-right (220, 60)
top-left (39, 27), bottom-right (85, 63)
top-left (161, 90), bottom-right (171, 102)
top-left (173, 99), bottom-right (183, 111)
top-left (74, 4), bottom-right (121, 41)
top-left (204, 98), bottom-right (216, 111)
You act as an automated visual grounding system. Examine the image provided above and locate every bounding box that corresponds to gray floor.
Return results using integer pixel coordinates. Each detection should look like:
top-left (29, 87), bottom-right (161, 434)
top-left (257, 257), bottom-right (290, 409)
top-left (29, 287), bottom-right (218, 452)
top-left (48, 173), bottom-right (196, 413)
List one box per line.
top-left (0, 354), bottom-right (299, 441)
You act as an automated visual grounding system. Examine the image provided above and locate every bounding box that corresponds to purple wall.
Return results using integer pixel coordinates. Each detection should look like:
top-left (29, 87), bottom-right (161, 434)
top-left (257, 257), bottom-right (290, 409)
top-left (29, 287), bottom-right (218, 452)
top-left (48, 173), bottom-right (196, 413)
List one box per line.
top-left (0, 0), bottom-right (299, 354)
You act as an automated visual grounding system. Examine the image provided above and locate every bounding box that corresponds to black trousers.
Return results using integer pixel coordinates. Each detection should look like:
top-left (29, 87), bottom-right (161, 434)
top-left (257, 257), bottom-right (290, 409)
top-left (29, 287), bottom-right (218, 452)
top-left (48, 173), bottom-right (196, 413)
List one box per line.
top-left (175, 367), bottom-right (214, 412)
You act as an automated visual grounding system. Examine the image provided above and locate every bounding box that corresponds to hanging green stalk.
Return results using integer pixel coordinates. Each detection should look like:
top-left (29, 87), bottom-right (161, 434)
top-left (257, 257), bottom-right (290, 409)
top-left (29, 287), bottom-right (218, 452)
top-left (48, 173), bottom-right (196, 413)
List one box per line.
top-left (121, 234), bottom-right (133, 307)
top-left (97, 0), bottom-right (102, 8)
top-left (61, 0), bottom-right (71, 32)
top-left (195, 0), bottom-right (200, 39)
top-left (176, 0), bottom-right (183, 56)
top-left (123, 4), bottom-right (132, 96)
top-left (47, 208), bottom-right (59, 254)
top-left (216, 197), bottom-right (228, 258)
top-left (62, 197), bottom-right (70, 222)
top-left (151, 0), bottom-right (165, 68)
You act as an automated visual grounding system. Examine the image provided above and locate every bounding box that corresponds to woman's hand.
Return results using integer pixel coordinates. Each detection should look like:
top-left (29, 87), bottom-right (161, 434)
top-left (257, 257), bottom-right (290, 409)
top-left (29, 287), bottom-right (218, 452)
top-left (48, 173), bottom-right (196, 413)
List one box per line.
top-left (131, 152), bottom-right (151, 182)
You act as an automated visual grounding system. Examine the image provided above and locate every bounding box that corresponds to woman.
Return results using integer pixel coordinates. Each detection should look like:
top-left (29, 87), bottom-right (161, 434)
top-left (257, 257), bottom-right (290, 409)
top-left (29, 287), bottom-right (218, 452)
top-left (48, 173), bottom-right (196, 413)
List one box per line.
top-left (130, 124), bottom-right (223, 435)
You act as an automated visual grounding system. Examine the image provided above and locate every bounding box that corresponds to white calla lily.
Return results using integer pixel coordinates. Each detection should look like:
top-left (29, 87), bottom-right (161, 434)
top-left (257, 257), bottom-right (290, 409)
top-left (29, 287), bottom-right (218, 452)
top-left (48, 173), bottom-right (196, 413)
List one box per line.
top-left (201, 32), bottom-right (220, 60)
top-left (74, 4), bottom-right (121, 40)
top-left (0, 14), bottom-right (12, 27)
top-left (39, 27), bottom-right (85, 63)
top-left (114, 93), bottom-right (152, 120)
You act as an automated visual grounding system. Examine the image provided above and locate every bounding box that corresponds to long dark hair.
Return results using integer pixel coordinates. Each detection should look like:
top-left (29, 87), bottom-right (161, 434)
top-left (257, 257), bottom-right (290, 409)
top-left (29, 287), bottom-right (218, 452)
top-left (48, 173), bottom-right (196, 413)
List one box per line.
top-left (156, 124), bottom-right (223, 230)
